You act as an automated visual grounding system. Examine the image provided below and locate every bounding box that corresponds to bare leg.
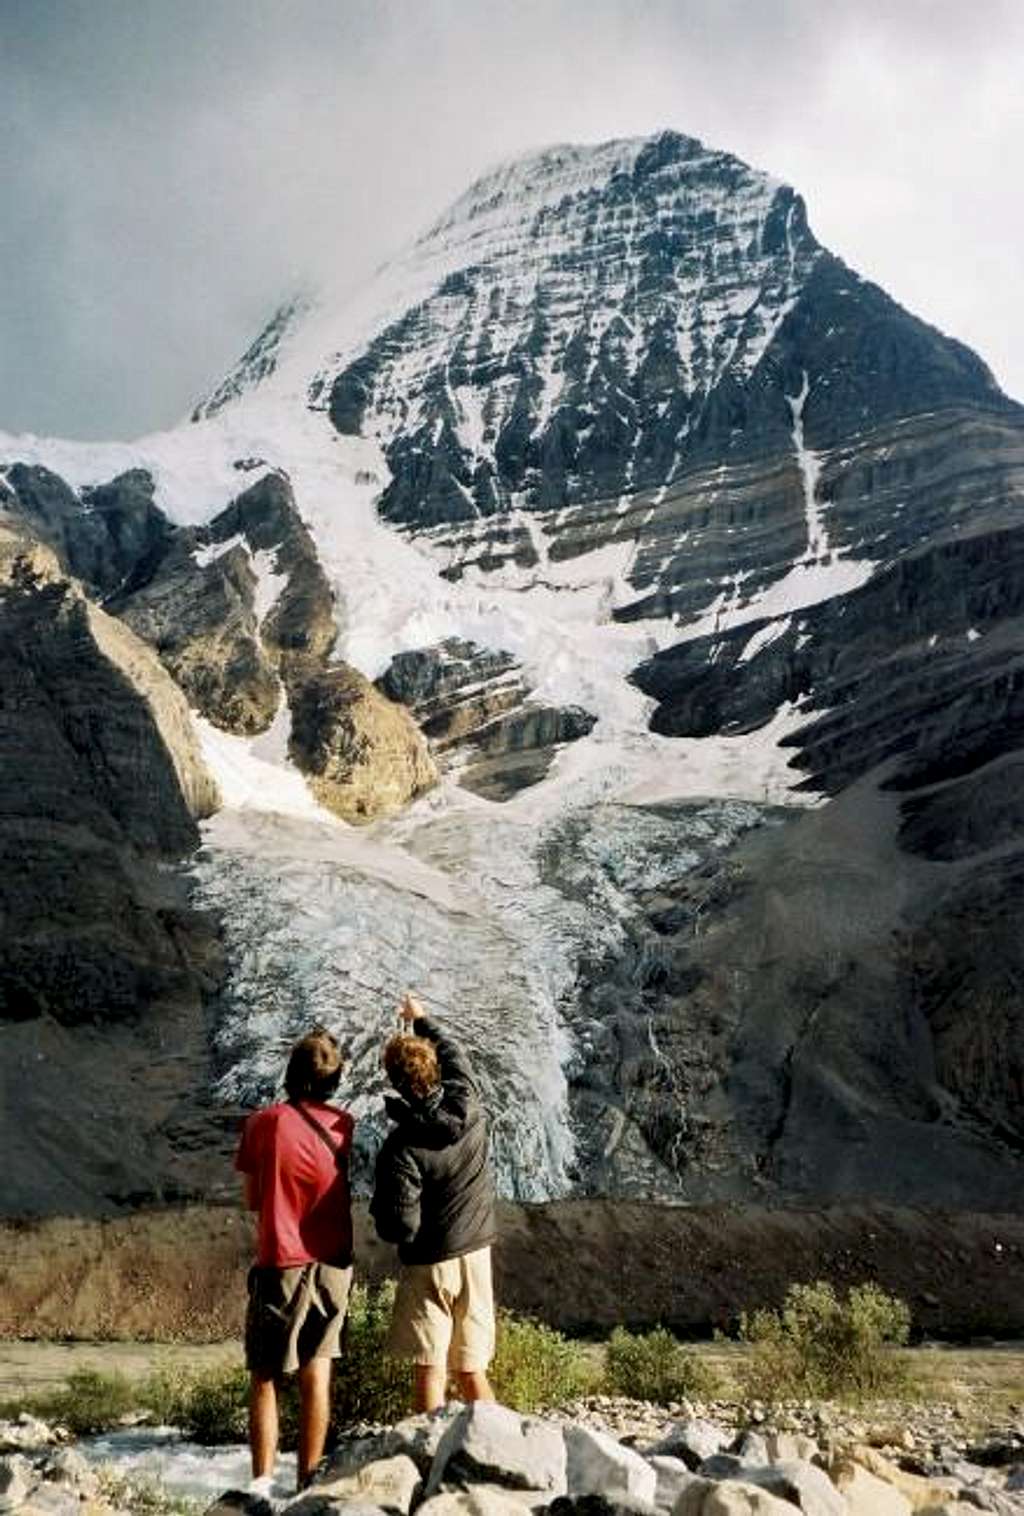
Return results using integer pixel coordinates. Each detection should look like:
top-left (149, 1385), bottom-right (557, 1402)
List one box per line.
top-left (456, 1369), bottom-right (495, 1404)
top-left (413, 1363), bottom-right (447, 1413)
top-left (249, 1373), bottom-right (278, 1479)
top-left (296, 1355), bottom-right (333, 1488)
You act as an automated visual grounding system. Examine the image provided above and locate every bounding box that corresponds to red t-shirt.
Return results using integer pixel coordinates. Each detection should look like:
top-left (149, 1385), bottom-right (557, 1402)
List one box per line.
top-left (235, 1102), bottom-right (354, 1268)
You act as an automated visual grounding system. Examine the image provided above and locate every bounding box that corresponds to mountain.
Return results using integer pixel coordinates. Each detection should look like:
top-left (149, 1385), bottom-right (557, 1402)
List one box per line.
top-left (2, 129), bottom-right (1023, 1217)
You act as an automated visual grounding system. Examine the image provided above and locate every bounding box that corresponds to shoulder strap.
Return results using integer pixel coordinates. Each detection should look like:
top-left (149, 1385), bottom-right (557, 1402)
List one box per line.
top-left (290, 1100), bottom-right (346, 1168)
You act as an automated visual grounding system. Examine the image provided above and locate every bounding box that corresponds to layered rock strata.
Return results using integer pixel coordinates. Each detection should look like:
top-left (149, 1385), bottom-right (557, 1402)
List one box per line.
top-left (378, 638), bottom-right (596, 800)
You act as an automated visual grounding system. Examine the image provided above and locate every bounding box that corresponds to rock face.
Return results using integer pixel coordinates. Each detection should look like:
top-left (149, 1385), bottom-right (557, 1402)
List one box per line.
top-left (377, 638), bottom-right (596, 800)
top-left (0, 525), bottom-right (227, 1212)
top-left (108, 471), bottom-right (335, 734)
top-left (290, 664), bottom-right (438, 823)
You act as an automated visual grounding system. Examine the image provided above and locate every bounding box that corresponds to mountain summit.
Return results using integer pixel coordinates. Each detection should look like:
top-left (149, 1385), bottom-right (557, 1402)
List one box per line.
top-left (2, 129), bottom-right (1023, 1218)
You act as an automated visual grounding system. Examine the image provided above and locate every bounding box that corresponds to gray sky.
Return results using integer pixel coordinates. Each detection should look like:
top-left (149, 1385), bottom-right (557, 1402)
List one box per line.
top-left (2, 0), bottom-right (1022, 440)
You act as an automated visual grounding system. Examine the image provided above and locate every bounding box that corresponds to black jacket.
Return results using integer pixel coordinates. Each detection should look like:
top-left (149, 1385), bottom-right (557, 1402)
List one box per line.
top-left (370, 1017), bottom-right (496, 1265)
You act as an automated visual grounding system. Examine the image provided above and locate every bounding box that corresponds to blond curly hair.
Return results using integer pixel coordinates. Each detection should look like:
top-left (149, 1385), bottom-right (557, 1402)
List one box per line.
top-left (383, 1033), bottom-right (440, 1102)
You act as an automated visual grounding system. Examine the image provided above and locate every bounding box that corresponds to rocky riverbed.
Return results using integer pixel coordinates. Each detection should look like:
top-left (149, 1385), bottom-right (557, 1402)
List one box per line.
top-left (3, 1391), bottom-right (1024, 1514)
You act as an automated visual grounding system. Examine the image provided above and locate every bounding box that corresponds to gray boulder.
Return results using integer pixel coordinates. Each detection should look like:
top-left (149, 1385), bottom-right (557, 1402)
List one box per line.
top-left (648, 1456), bottom-right (703, 1511)
top-left (427, 1403), bottom-right (567, 1496)
top-left (564, 1425), bottom-right (657, 1504)
top-left (306, 1454), bottom-right (421, 1514)
top-left (419, 1490), bottom-right (556, 1516)
top-left (697, 1459), bottom-right (845, 1516)
top-left (649, 1421), bottom-right (730, 1472)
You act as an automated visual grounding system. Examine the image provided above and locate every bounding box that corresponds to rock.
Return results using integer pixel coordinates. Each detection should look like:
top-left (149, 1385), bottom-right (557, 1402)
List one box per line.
top-left (564, 1424), bottom-right (657, 1503)
top-left (845, 1448), bottom-right (959, 1511)
top-left (832, 1459), bottom-right (912, 1515)
top-left (289, 664), bottom-right (438, 822)
top-left (419, 1490), bottom-right (556, 1516)
top-left (40, 1446), bottom-right (96, 1494)
top-left (327, 1411), bottom-right (460, 1480)
top-left (549, 1496), bottom-right (661, 1516)
top-left (0, 1417), bottom-right (56, 1454)
top-left (0, 1454), bottom-right (32, 1512)
top-left (698, 1459), bottom-right (845, 1516)
top-left (764, 1435), bottom-right (819, 1467)
top-left (731, 1435), bottom-right (770, 1467)
top-left (309, 1454), bottom-right (421, 1513)
top-left (648, 1455), bottom-right (703, 1510)
top-left (427, 1402), bottom-right (568, 1496)
top-left (650, 1420), bottom-right (731, 1471)
top-left (674, 1478), bottom-right (802, 1514)
top-left (204, 1493), bottom-right (276, 1516)
top-left (288, 1496), bottom-right (391, 1516)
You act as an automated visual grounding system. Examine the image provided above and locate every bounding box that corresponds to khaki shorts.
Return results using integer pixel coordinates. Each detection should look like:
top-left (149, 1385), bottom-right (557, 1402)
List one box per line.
top-left (245, 1262), bottom-right (352, 1378)
top-left (388, 1246), bottom-right (495, 1372)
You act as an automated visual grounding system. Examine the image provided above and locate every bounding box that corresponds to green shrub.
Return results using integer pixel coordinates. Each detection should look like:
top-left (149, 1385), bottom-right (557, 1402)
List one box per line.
top-left (603, 1326), bottom-right (720, 1403)
top-left (738, 1281), bottom-right (912, 1403)
top-left (331, 1279), bottom-right (413, 1426)
top-left (490, 1311), bottom-right (595, 1411)
top-left (0, 1369), bottom-right (142, 1435)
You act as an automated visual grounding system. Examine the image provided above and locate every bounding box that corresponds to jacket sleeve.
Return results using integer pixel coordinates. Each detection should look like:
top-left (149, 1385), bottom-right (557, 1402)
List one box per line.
top-left (370, 1140), bottom-right (423, 1245)
top-left (413, 1015), bottom-right (479, 1121)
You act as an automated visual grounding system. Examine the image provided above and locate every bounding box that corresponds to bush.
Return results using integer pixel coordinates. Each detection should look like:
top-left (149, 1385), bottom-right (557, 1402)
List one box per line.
top-left (331, 1279), bottom-right (413, 1426)
top-left (490, 1312), bottom-right (595, 1411)
top-left (0, 1369), bottom-right (143, 1435)
top-left (738, 1281), bottom-right (912, 1403)
top-left (603, 1326), bottom-right (720, 1403)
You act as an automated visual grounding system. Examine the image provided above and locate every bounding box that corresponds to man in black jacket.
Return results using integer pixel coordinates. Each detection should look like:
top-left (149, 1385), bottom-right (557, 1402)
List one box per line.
top-left (371, 993), bottom-right (497, 1412)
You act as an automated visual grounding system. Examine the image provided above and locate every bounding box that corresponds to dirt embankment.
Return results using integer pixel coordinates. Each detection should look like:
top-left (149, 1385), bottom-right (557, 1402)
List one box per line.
top-left (1, 1202), bottom-right (1022, 1342)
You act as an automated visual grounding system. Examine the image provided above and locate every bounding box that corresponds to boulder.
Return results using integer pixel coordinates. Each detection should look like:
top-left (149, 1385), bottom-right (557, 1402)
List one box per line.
top-left (764, 1435), bottom-right (820, 1467)
top-left (832, 1460), bottom-right (911, 1515)
top-left (564, 1425), bottom-right (657, 1504)
top-left (0, 1417), bottom-right (58, 1454)
top-left (419, 1489), bottom-right (555, 1516)
top-left (203, 1495), bottom-right (275, 1515)
top-left (648, 1456), bottom-right (703, 1510)
top-left (844, 1449), bottom-right (959, 1511)
top-left (674, 1479), bottom-right (803, 1514)
top-left (0, 1454), bottom-right (32, 1512)
top-left (649, 1421), bottom-right (730, 1471)
top-left (426, 1402), bottom-right (567, 1496)
top-left (549, 1496), bottom-right (662, 1516)
top-left (731, 1436), bottom-right (770, 1468)
top-left (326, 1411), bottom-right (460, 1480)
top-left (698, 1459), bottom-right (845, 1516)
top-left (308, 1454), bottom-right (421, 1514)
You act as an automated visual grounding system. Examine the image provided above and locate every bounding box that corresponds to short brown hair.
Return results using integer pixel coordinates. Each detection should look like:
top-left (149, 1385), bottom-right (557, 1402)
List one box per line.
top-left (384, 1034), bottom-right (440, 1102)
top-left (285, 1028), bottom-right (343, 1101)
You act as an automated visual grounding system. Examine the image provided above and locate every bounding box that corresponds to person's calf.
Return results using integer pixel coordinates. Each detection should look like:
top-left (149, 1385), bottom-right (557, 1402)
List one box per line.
top-left (456, 1368), bottom-right (495, 1403)
top-left (413, 1363), bottom-right (447, 1413)
top-left (248, 1373), bottom-right (279, 1480)
top-left (296, 1356), bottom-right (333, 1488)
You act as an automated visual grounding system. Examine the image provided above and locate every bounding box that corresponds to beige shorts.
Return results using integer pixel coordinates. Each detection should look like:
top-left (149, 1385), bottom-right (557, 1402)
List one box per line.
top-left (388, 1246), bottom-right (495, 1372)
top-left (245, 1262), bottom-right (352, 1378)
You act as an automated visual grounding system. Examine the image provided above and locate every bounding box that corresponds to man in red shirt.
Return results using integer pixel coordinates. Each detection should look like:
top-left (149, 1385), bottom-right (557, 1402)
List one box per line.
top-left (235, 1028), bottom-right (354, 1496)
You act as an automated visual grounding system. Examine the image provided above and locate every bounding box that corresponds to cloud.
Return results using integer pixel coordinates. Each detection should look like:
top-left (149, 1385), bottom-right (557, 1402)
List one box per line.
top-left (1, 0), bottom-right (1021, 438)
